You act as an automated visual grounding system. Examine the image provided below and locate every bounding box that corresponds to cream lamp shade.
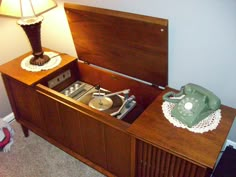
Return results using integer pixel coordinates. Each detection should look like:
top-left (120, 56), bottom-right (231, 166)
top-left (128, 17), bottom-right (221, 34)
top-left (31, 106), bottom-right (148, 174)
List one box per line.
top-left (0, 0), bottom-right (57, 66)
top-left (0, 0), bottom-right (57, 18)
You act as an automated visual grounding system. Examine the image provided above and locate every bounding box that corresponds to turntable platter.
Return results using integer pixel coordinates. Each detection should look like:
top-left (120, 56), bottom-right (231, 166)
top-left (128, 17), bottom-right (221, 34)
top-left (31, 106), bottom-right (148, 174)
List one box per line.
top-left (89, 97), bottom-right (113, 111)
top-left (79, 89), bottom-right (123, 114)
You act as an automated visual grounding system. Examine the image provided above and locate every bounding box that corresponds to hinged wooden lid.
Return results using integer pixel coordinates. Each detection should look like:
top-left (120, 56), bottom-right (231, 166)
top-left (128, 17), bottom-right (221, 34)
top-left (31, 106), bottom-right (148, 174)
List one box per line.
top-left (64, 3), bottom-right (168, 87)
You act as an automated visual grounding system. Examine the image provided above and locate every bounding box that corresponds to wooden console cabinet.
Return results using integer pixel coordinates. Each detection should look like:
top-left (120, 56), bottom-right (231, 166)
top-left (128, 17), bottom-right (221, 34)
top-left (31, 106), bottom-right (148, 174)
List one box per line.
top-left (1, 51), bottom-right (235, 177)
top-left (1, 3), bottom-right (236, 177)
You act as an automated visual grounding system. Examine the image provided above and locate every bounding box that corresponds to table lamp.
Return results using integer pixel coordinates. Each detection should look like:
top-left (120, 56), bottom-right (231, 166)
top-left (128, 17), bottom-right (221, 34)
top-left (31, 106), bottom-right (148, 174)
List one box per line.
top-left (0, 0), bottom-right (57, 66)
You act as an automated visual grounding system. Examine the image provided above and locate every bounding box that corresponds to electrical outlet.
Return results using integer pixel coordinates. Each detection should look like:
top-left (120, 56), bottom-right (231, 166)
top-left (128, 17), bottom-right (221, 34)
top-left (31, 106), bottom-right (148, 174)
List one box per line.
top-left (222, 139), bottom-right (236, 151)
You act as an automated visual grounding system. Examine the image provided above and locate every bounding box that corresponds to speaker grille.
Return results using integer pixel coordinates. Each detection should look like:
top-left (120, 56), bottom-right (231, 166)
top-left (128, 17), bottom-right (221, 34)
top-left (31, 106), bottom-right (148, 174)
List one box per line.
top-left (136, 140), bottom-right (210, 177)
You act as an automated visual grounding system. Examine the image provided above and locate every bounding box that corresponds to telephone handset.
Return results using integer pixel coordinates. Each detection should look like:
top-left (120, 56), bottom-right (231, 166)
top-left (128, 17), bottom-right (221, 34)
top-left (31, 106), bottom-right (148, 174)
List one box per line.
top-left (163, 83), bottom-right (221, 127)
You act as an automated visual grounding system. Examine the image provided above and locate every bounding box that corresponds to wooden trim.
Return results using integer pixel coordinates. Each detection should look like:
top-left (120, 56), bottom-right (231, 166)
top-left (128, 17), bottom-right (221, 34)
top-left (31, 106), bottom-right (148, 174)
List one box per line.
top-left (130, 136), bottom-right (137, 177)
top-left (64, 3), bottom-right (168, 26)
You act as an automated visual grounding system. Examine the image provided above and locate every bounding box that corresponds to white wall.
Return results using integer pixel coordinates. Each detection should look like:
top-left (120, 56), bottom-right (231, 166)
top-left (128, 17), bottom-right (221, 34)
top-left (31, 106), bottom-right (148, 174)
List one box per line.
top-left (0, 17), bottom-right (31, 117)
top-left (1, 0), bottom-right (236, 120)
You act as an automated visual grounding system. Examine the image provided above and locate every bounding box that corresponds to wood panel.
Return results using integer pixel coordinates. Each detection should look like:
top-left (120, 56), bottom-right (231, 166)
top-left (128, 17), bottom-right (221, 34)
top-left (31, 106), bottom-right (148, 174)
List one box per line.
top-left (65, 3), bottom-right (168, 87)
top-left (80, 114), bottom-right (107, 169)
top-left (58, 103), bottom-right (85, 156)
top-left (6, 77), bottom-right (46, 131)
top-left (136, 140), bottom-right (210, 177)
top-left (105, 125), bottom-right (131, 177)
top-left (37, 92), bottom-right (65, 145)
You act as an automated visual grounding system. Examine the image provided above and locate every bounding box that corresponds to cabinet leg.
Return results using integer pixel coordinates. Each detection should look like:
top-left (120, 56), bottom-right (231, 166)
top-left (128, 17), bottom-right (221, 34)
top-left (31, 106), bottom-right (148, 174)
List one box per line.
top-left (21, 125), bottom-right (29, 137)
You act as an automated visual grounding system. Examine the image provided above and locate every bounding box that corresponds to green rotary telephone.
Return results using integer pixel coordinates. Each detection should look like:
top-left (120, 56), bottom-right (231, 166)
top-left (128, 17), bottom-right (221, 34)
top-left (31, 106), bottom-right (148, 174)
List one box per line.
top-left (163, 83), bottom-right (221, 128)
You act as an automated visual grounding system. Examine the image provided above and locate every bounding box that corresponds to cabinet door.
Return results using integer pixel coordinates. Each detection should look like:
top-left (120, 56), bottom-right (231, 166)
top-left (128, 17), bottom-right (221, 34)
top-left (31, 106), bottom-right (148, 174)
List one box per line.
top-left (58, 103), bottom-right (85, 156)
top-left (80, 115), bottom-right (107, 169)
top-left (105, 125), bottom-right (131, 177)
top-left (5, 77), bottom-right (45, 131)
top-left (37, 93), bottom-right (65, 145)
top-left (136, 139), bottom-right (211, 177)
top-left (37, 91), bottom-right (85, 156)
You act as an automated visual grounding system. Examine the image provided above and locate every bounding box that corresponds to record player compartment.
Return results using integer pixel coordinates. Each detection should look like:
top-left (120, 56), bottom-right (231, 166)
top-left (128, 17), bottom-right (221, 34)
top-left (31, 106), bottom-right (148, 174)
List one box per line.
top-left (76, 61), bottom-right (163, 124)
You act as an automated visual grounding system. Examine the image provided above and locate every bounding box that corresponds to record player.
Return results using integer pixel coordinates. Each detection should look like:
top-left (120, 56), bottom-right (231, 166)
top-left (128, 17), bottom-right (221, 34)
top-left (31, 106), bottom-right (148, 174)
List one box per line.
top-left (60, 80), bottom-right (136, 119)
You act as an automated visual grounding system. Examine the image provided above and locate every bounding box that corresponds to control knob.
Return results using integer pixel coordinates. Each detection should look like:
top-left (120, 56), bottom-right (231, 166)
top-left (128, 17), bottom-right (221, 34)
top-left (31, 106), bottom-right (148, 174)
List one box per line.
top-left (74, 83), bottom-right (80, 89)
top-left (65, 90), bottom-right (70, 96)
top-left (70, 86), bottom-right (74, 93)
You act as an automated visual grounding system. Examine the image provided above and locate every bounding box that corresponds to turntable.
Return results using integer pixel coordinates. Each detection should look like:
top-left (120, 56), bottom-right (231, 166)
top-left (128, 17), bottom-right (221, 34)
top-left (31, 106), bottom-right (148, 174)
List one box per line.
top-left (61, 81), bottom-right (136, 119)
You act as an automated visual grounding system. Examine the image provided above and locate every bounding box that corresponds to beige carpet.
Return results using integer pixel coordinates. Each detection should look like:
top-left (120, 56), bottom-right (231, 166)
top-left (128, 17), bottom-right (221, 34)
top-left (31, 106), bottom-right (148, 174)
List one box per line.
top-left (0, 121), bottom-right (105, 177)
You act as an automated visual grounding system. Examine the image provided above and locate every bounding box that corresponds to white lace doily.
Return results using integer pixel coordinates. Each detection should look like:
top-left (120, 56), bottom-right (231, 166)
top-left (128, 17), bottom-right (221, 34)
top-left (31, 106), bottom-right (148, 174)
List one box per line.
top-left (21, 52), bottom-right (61, 72)
top-left (162, 101), bottom-right (221, 133)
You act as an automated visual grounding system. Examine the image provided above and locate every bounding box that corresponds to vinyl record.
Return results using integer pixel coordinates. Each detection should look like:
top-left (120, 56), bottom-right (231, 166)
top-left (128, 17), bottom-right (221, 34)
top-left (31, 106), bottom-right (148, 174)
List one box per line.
top-left (87, 91), bottom-right (123, 114)
top-left (89, 97), bottom-right (113, 111)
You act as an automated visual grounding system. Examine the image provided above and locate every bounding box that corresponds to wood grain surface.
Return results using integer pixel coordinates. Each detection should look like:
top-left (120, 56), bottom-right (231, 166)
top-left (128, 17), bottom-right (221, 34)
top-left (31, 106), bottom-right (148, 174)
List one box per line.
top-left (65, 3), bottom-right (168, 87)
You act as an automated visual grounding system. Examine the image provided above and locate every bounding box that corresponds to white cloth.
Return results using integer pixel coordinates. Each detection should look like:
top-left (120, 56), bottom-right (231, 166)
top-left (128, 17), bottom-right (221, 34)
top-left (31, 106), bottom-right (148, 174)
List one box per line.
top-left (21, 52), bottom-right (61, 72)
top-left (162, 101), bottom-right (221, 133)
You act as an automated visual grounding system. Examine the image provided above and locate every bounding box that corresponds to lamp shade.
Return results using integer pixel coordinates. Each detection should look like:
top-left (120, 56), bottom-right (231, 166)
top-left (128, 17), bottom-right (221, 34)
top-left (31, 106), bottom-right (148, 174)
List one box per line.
top-left (0, 0), bottom-right (57, 18)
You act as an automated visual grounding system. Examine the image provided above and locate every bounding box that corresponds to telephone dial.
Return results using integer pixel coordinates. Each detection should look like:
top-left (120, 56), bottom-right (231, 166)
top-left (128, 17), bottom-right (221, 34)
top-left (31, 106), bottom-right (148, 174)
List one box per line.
top-left (163, 83), bottom-right (221, 127)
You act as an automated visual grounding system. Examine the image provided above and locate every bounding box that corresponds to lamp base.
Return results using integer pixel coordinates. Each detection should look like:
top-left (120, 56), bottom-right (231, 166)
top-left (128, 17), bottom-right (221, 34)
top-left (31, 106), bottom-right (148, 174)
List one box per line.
top-left (18, 16), bottom-right (50, 66)
top-left (30, 54), bottom-right (50, 66)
